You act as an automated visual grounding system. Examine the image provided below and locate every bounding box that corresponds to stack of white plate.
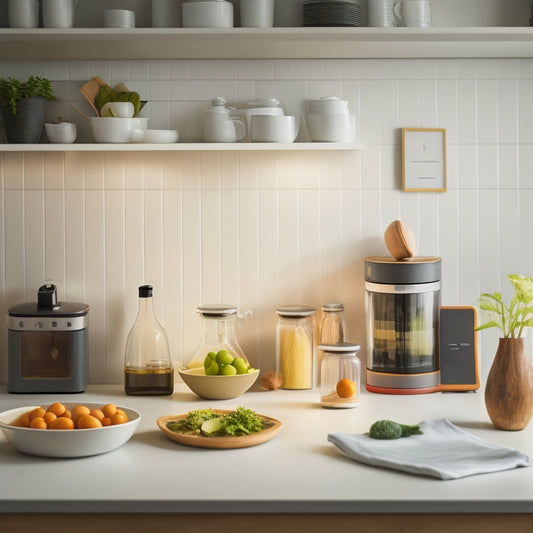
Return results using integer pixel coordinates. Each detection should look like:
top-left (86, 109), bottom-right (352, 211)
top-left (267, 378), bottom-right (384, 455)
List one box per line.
top-left (302, 0), bottom-right (361, 27)
top-left (104, 9), bottom-right (136, 28)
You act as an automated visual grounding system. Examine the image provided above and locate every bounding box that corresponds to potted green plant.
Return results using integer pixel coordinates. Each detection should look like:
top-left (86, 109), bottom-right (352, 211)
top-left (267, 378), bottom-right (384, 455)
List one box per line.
top-left (477, 274), bottom-right (533, 430)
top-left (0, 76), bottom-right (54, 143)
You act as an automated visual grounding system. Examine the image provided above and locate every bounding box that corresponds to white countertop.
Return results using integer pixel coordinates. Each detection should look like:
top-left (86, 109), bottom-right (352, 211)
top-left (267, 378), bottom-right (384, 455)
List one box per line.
top-left (0, 383), bottom-right (532, 514)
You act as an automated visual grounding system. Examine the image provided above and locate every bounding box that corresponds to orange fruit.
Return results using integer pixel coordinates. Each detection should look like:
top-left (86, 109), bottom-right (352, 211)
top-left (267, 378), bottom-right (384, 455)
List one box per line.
top-left (77, 414), bottom-right (102, 429)
top-left (336, 378), bottom-right (356, 399)
top-left (30, 417), bottom-right (47, 429)
top-left (62, 409), bottom-right (72, 419)
top-left (43, 412), bottom-right (57, 426)
top-left (110, 413), bottom-right (128, 425)
top-left (28, 407), bottom-right (46, 421)
top-left (71, 404), bottom-right (91, 422)
top-left (16, 413), bottom-right (31, 427)
top-left (47, 402), bottom-right (66, 417)
top-left (89, 408), bottom-right (105, 421)
top-left (101, 403), bottom-right (117, 418)
top-left (101, 417), bottom-right (112, 427)
top-left (49, 416), bottom-right (75, 430)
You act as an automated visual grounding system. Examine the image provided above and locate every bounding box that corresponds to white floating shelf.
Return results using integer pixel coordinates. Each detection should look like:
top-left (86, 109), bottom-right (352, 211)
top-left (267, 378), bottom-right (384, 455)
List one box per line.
top-left (0, 142), bottom-right (360, 152)
top-left (0, 27), bottom-right (532, 59)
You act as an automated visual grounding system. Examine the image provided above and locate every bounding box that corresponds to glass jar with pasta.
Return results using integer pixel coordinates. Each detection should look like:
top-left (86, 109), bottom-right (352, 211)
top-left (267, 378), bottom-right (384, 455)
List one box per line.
top-left (275, 305), bottom-right (316, 390)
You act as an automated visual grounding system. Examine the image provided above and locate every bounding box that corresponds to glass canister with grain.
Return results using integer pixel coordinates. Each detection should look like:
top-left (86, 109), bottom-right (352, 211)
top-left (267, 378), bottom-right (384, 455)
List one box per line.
top-left (275, 305), bottom-right (316, 390)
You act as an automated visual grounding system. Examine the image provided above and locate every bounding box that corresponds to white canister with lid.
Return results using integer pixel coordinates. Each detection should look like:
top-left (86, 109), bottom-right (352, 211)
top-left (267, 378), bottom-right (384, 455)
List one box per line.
top-left (232, 98), bottom-right (284, 141)
top-left (306, 96), bottom-right (355, 143)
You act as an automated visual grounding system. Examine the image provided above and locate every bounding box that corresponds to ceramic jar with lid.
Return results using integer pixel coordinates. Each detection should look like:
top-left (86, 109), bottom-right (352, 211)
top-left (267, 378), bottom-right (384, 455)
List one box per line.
top-left (319, 342), bottom-right (361, 408)
top-left (275, 305), bottom-right (316, 390)
top-left (203, 97), bottom-right (247, 143)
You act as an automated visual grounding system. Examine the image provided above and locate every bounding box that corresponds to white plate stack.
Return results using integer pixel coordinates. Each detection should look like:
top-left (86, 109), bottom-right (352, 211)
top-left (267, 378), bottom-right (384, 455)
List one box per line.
top-left (104, 9), bottom-right (136, 28)
top-left (302, 0), bottom-right (361, 27)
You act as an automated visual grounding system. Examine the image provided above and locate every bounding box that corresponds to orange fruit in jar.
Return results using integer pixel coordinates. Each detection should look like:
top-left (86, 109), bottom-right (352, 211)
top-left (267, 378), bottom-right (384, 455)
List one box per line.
top-left (30, 417), bottom-right (47, 429)
top-left (77, 414), bottom-right (102, 429)
top-left (336, 378), bottom-right (356, 399)
top-left (49, 416), bottom-right (75, 430)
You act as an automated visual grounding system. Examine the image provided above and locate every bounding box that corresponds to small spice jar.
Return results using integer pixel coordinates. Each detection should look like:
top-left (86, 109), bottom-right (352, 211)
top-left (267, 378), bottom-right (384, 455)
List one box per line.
top-left (319, 342), bottom-right (361, 408)
top-left (275, 305), bottom-right (316, 390)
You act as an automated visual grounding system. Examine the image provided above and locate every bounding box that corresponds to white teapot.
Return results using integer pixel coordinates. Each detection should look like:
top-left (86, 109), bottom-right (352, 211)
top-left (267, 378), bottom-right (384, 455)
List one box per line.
top-left (203, 97), bottom-right (247, 143)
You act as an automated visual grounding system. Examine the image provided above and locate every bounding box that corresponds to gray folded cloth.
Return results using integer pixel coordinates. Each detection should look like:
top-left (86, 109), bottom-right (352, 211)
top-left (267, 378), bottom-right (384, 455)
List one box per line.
top-left (328, 419), bottom-right (529, 480)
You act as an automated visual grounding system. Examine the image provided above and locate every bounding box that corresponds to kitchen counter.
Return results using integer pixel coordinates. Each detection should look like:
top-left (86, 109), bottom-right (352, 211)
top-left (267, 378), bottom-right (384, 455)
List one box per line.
top-left (1, 383), bottom-right (532, 531)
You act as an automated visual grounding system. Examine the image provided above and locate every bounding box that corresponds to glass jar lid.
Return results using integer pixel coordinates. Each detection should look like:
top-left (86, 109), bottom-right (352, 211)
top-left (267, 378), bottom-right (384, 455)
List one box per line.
top-left (319, 341), bottom-right (360, 354)
top-left (321, 303), bottom-right (344, 312)
top-left (275, 305), bottom-right (316, 318)
top-left (196, 304), bottom-right (238, 317)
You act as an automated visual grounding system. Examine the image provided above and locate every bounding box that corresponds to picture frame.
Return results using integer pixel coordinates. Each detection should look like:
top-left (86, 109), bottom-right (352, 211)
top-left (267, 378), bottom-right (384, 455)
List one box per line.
top-left (402, 128), bottom-right (447, 192)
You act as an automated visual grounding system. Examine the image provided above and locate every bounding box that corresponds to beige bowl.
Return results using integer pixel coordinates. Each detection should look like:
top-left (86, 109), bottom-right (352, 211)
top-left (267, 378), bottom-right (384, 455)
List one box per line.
top-left (0, 403), bottom-right (141, 458)
top-left (178, 367), bottom-right (259, 400)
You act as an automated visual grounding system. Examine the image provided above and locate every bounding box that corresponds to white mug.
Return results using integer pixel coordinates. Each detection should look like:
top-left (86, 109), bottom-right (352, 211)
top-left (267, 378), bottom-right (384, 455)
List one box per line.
top-left (43, 0), bottom-right (80, 28)
top-left (393, 0), bottom-right (432, 27)
top-left (8, 0), bottom-right (39, 28)
top-left (240, 0), bottom-right (275, 28)
top-left (152, 0), bottom-right (181, 28)
top-left (367, 0), bottom-right (400, 27)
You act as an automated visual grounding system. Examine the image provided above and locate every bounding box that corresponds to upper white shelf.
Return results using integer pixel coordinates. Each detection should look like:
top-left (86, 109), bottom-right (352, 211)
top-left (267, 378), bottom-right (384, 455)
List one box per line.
top-left (0, 142), bottom-right (359, 152)
top-left (0, 27), bottom-right (532, 60)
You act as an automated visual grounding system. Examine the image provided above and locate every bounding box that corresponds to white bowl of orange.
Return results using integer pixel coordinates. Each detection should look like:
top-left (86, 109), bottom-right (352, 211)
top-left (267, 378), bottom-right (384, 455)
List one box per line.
top-left (0, 402), bottom-right (141, 458)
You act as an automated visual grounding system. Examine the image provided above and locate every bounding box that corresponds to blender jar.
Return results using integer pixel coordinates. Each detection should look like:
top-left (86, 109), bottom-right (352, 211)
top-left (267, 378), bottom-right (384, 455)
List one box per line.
top-left (185, 304), bottom-right (249, 370)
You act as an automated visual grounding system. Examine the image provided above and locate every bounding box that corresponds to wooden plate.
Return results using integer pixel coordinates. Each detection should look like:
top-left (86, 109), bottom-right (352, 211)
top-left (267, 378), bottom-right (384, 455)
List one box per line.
top-left (157, 410), bottom-right (282, 449)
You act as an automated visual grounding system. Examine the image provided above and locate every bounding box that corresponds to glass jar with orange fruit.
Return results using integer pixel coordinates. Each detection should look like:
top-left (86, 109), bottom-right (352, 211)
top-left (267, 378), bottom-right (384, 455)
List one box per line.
top-left (319, 342), bottom-right (361, 408)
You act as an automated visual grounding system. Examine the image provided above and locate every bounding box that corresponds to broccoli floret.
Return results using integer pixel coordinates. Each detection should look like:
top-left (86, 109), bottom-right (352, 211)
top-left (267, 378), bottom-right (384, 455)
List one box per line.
top-left (369, 419), bottom-right (422, 440)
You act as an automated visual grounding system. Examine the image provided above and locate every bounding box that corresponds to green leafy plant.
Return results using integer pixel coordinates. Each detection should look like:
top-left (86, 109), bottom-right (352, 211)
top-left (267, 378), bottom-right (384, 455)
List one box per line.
top-left (477, 274), bottom-right (533, 338)
top-left (0, 76), bottom-right (54, 115)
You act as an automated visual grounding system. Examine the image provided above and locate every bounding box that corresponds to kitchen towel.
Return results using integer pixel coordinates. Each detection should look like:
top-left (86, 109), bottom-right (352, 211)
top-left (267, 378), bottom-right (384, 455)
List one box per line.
top-left (328, 419), bottom-right (529, 480)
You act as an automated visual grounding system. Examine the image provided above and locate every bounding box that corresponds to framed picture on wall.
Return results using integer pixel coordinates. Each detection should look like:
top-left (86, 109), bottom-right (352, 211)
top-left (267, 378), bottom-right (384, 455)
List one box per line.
top-left (402, 128), bottom-right (447, 192)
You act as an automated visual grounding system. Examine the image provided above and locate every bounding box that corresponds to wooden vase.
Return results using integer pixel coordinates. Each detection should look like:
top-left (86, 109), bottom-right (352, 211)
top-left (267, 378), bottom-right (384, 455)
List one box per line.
top-left (484, 337), bottom-right (533, 430)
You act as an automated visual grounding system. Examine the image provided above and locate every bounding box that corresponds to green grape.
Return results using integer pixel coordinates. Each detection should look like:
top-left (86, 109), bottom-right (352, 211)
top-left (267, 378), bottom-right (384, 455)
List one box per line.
top-left (216, 349), bottom-right (234, 366)
top-left (232, 357), bottom-right (248, 375)
top-left (220, 364), bottom-right (237, 375)
top-left (205, 360), bottom-right (219, 375)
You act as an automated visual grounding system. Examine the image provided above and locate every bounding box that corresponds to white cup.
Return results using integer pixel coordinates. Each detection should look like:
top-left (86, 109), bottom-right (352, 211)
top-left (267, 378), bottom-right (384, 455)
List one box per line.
top-left (43, 0), bottom-right (79, 28)
top-left (240, 0), bottom-right (275, 28)
top-left (367, 0), bottom-right (399, 27)
top-left (250, 115), bottom-right (296, 143)
top-left (152, 0), bottom-right (181, 27)
top-left (393, 0), bottom-right (432, 27)
top-left (307, 113), bottom-right (355, 143)
top-left (45, 122), bottom-right (77, 144)
top-left (8, 0), bottom-right (39, 28)
top-left (100, 102), bottom-right (135, 118)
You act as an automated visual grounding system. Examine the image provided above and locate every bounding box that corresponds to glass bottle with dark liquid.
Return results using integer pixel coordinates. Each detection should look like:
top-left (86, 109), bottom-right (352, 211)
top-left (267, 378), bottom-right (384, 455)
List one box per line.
top-left (124, 285), bottom-right (174, 396)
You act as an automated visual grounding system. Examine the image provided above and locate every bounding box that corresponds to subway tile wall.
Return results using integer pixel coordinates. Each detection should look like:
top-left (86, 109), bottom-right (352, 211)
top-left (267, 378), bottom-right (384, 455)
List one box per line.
top-left (1, 57), bottom-right (533, 385)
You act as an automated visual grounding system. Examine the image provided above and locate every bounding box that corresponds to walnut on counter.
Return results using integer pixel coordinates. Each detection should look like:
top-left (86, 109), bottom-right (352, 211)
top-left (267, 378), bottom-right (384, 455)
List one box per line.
top-left (261, 370), bottom-right (282, 391)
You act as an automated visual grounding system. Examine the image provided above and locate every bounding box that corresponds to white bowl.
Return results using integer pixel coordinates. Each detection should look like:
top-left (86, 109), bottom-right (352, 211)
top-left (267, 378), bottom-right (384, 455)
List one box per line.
top-left (100, 102), bottom-right (135, 118)
top-left (90, 117), bottom-right (148, 143)
top-left (45, 122), bottom-right (77, 143)
top-left (0, 403), bottom-right (141, 458)
top-left (131, 129), bottom-right (179, 143)
top-left (178, 367), bottom-right (259, 400)
top-left (250, 115), bottom-right (296, 143)
top-left (182, 0), bottom-right (233, 28)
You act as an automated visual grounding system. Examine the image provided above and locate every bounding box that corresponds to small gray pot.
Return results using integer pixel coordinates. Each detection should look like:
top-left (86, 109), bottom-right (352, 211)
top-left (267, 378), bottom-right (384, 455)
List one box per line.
top-left (1, 97), bottom-right (48, 143)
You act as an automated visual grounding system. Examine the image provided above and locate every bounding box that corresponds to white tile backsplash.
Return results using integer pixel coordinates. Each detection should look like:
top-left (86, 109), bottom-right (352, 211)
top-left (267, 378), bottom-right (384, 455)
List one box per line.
top-left (1, 56), bottom-right (533, 387)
